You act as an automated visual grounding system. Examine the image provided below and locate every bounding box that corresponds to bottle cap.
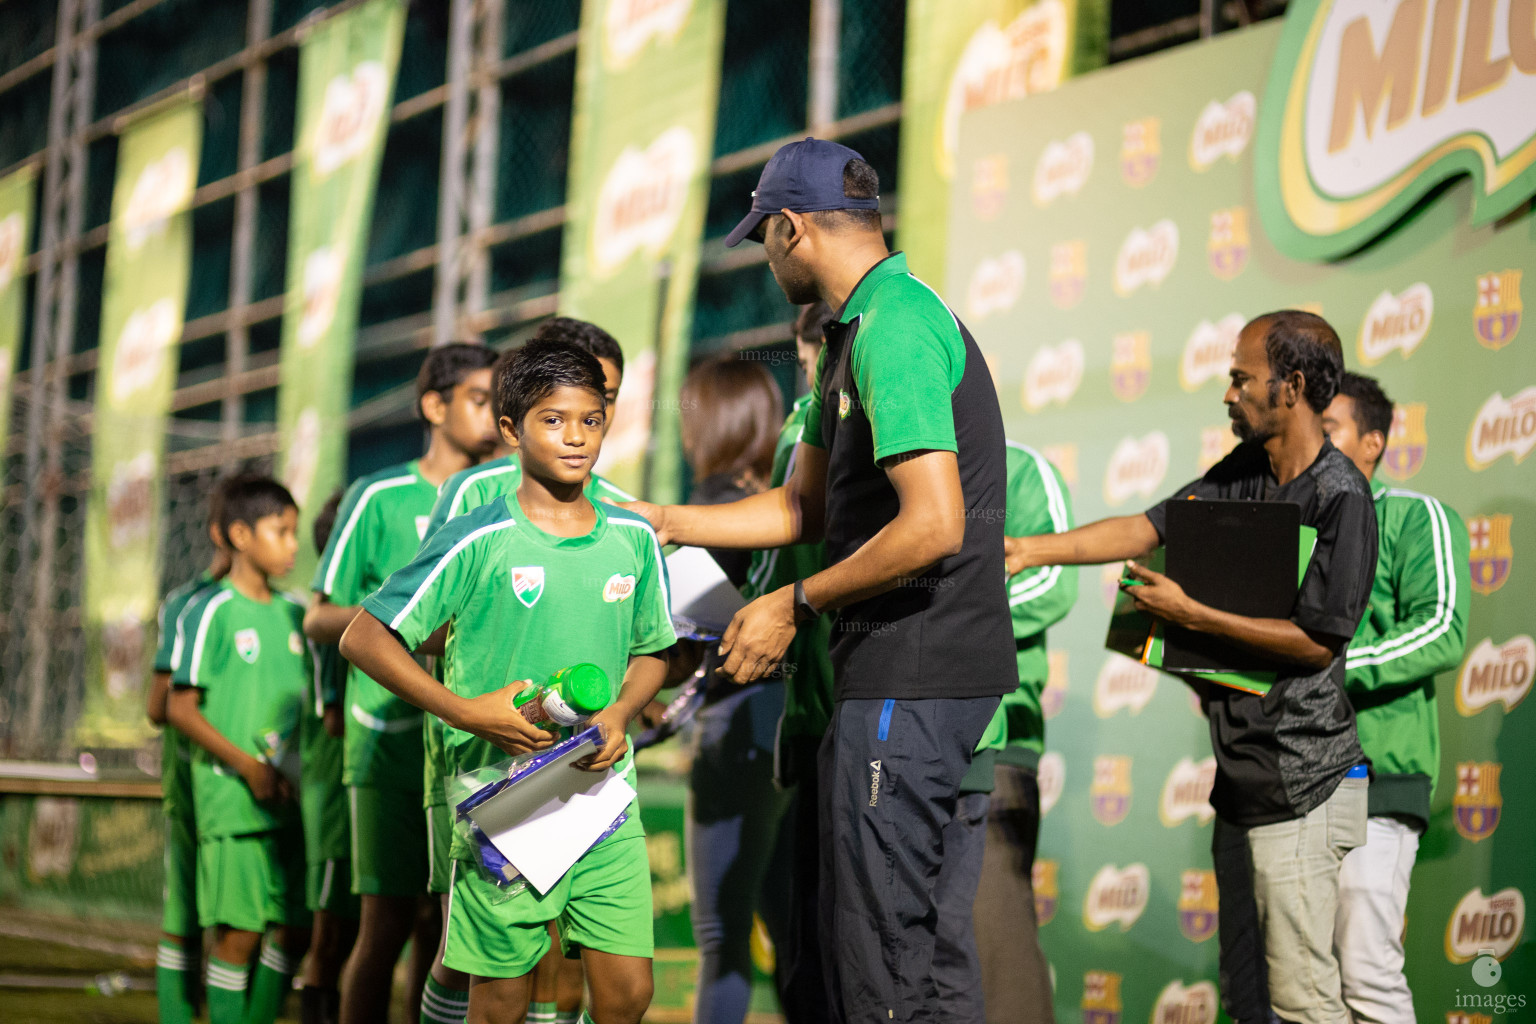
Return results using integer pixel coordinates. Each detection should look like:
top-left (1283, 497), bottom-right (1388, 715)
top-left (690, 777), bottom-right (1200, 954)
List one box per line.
top-left (556, 663), bottom-right (610, 714)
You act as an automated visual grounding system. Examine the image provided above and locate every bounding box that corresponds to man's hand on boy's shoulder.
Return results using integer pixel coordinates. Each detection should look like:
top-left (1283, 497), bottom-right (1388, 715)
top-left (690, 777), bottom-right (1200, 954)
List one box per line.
top-left (575, 704), bottom-right (632, 773)
top-left (606, 498), bottom-right (673, 545)
top-left (454, 681), bottom-right (558, 756)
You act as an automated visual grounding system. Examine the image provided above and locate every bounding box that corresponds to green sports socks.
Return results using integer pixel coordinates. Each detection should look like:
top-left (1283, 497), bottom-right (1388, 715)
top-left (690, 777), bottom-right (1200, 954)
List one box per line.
top-left (527, 1001), bottom-right (558, 1024)
top-left (421, 976), bottom-right (470, 1024)
top-left (205, 957), bottom-right (249, 1024)
top-left (244, 938), bottom-right (298, 1024)
top-left (155, 940), bottom-right (196, 1024)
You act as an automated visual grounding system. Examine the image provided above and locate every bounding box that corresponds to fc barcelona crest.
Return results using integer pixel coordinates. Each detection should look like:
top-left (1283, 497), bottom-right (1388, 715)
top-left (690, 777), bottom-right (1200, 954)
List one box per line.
top-left (1082, 970), bottom-right (1123, 1024)
top-left (1120, 118), bottom-right (1160, 187)
top-left (1468, 515), bottom-right (1514, 596)
top-left (1049, 240), bottom-right (1087, 309)
top-left (1033, 859), bottom-right (1059, 925)
top-left (1110, 331), bottom-right (1151, 402)
top-left (1206, 207), bottom-right (1250, 280)
top-left (1177, 869), bottom-right (1219, 942)
top-left (1453, 761), bottom-right (1503, 842)
top-left (1448, 1015), bottom-right (1494, 1024)
top-left (971, 154), bottom-right (1009, 221)
top-left (511, 566), bottom-right (545, 608)
top-left (1382, 403), bottom-right (1428, 481)
top-left (1475, 271), bottom-right (1522, 351)
top-left (1091, 755), bottom-right (1133, 826)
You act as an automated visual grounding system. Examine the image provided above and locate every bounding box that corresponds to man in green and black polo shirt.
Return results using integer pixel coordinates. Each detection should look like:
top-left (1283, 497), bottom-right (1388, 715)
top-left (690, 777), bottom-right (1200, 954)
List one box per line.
top-left (623, 139), bottom-right (1016, 1024)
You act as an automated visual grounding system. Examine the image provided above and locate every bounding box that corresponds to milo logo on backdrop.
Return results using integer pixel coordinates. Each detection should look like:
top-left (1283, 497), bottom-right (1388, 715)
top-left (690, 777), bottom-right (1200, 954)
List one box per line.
top-left (1257, 0), bottom-right (1536, 261)
top-left (591, 126), bottom-right (697, 278)
top-left (603, 0), bottom-right (693, 70)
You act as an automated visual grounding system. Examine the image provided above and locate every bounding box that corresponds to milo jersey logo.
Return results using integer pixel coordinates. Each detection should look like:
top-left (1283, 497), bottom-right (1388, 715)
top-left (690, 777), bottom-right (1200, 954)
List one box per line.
top-left (1258, 0), bottom-right (1536, 261)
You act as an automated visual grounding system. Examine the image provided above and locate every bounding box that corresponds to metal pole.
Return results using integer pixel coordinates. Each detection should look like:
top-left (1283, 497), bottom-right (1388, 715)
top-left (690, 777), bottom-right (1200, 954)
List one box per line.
top-left (808, 0), bottom-right (841, 133)
top-left (466, 0), bottom-right (503, 320)
top-left (1200, 0), bottom-right (1217, 38)
top-left (222, 0), bottom-right (273, 457)
top-left (432, 0), bottom-right (474, 346)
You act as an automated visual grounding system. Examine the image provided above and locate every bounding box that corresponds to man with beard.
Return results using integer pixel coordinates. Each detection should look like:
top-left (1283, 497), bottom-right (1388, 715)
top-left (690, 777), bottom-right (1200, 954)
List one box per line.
top-left (1007, 311), bottom-right (1377, 1024)
top-left (620, 139), bottom-right (1016, 1023)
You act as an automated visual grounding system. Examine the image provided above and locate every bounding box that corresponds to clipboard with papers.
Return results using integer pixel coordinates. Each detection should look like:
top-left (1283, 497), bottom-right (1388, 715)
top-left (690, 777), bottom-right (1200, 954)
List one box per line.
top-left (1105, 500), bottom-right (1318, 696)
top-left (663, 545), bottom-right (747, 641)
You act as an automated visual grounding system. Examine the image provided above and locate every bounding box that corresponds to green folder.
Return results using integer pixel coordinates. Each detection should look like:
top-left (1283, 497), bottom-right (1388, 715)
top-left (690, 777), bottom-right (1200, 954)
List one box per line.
top-left (1104, 526), bottom-right (1317, 697)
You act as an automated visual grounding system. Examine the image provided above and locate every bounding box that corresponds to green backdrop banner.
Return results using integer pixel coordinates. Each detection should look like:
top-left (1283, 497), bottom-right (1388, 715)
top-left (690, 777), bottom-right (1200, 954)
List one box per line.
top-left (897, 0), bottom-right (1107, 289)
top-left (80, 99), bottom-right (203, 747)
top-left (948, 15), bottom-right (1532, 1024)
top-left (276, 0), bottom-right (404, 583)
top-left (0, 166), bottom-right (34, 465)
top-left (558, 0), bottom-right (726, 501)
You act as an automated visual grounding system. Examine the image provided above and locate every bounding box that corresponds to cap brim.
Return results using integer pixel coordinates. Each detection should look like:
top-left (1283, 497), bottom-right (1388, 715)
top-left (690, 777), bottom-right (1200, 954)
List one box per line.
top-left (724, 210), bottom-right (767, 248)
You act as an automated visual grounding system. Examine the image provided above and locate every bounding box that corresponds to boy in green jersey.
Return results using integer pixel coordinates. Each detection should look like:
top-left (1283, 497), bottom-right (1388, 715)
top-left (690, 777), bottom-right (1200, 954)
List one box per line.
top-left (340, 340), bottom-right (675, 1024)
top-left (303, 343), bottom-right (499, 1024)
top-left (420, 318), bottom-right (630, 1024)
top-left (167, 476), bottom-right (312, 1024)
top-left (149, 480), bottom-right (231, 1024)
top-left (297, 490), bottom-right (359, 1024)
top-left (1323, 373), bottom-right (1469, 1024)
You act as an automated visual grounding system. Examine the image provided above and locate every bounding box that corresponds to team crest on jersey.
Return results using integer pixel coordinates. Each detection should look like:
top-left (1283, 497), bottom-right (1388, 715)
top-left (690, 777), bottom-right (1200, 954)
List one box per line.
top-left (1120, 117), bottom-right (1160, 187)
top-left (512, 567), bottom-right (545, 608)
top-left (1041, 650), bottom-right (1069, 719)
top-left (288, 631), bottom-right (303, 656)
top-left (837, 390), bottom-right (851, 420)
top-left (603, 573), bottom-right (636, 603)
top-left (1091, 755), bottom-right (1133, 826)
top-left (1467, 515), bottom-right (1513, 596)
top-left (1207, 207), bottom-right (1249, 280)
top-left (1110, 332), bottom-right (1151, 402)
top-left (1082, 970), bottom-right (1123, 1024)
top-left (1475, 271), bottom-right (1522, 351)
top-left (235, 628), bottom-right (261, 664)
top-left (1033, 859), bottom-right (1059, 925)
top-left (1454, 762), bottom-right (1503, 842)
top-left (415, 515), bottom-right (430, 541)
top-left (1456, 636), bottom-right (1534, 717)
top-left (1381, 403), bottom-right (1428, 480)
top-left (970, 154), bottom-right (1009, 220)
top-left (1049, 240), bottom-right (1087, 309)
top-left (1177, 869), bottom-right (1219, 942)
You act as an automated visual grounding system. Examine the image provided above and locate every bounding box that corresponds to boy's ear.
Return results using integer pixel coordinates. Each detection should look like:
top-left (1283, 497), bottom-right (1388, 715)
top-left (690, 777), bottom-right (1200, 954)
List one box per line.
top-left (225, 519), bottom-right (253, 552)
top-left (420, 388), bottom-right (449, 427)
top-left (498, 414), bottom-right (519, 444)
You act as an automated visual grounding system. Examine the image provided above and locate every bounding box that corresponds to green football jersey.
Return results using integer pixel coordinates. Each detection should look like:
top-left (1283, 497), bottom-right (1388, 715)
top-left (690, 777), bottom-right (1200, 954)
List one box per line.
top-left (156, 572), bottom-right (217, 820)
top-left (362, 494), bottom-right (676, 862)
top-left (301, 640), bottom-right (351, 863)
top-left (416, 458), bottom-right (636, 808)
top-left (172, 580), bottom-right (310, 839)
top-left (312, 461), bottom-right (439, 790)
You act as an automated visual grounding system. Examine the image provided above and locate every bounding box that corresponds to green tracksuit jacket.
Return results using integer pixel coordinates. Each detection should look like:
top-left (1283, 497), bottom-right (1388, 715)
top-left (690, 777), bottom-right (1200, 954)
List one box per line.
top-left (1345, 484), bottom-right (1470, 828)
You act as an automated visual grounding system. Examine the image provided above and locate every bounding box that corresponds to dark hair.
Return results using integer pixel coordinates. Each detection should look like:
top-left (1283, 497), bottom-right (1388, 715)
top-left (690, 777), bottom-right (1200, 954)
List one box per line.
top-left (415, 342), bottom-right (499, 420)
top-left (679, 356), bottom-right (783, 484)
top-left (794, 301), bottom-right (834, 345)
top-left (532, 317), bottom-right (624, 377)
top-left (807, 158), bottom-right (882, 233)
top-left (217, 474), bottom-right (297, 539)
top-left (1337, 372), bottom-right (1394, 457)
top-left (206, 476), bottom-right (230, 544)
top-left (312, 488), bottom-right (345, 553)
top-left (493, 339), bottom-right (608, 429)
top-left (1254, 310), bottom-right (1344, 413)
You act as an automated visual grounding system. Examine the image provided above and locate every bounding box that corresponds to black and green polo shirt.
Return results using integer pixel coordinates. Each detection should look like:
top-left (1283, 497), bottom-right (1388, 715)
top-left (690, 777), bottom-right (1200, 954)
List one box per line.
top-left (803, 252), bottom-right (1016, 701)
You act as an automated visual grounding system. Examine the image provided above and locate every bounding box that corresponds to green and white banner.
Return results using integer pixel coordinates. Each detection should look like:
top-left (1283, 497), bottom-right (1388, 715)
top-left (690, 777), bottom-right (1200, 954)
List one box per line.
top-left (80, 99), bottom-right (202, 747)
top-left (0, 165), bottom-right (34, 461)
top-left (559, 0), bottom-right (726, 501)
top-left (276, 0), bottom-right (404, 582)
top-left (897, 0), bottom-right (1107, 289)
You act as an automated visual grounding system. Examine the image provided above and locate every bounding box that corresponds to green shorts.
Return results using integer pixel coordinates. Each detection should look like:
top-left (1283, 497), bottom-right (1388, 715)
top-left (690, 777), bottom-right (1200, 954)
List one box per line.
top-left (306, 857), bottom-right (361, 918)
top-left (443, 834), bottom-right (653, 979)
top-left (349, 785), bottom-right (428, 897)
top-left (197, 827), bottom-right (308, 932)
top-left (161, 804), bottom-right (198, 937)
top-left (427, 803), bottom-right (452, 896)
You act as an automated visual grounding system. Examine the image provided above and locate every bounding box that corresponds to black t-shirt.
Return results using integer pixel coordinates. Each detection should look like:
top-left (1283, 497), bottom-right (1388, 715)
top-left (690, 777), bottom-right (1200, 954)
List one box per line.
top-left (1145, 439), bottom-right (1377, 826)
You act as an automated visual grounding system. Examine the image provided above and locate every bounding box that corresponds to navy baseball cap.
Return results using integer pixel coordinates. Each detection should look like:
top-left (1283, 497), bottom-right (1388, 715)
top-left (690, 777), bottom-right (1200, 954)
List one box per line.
top-left (724, 137), bottom-right (879, 247)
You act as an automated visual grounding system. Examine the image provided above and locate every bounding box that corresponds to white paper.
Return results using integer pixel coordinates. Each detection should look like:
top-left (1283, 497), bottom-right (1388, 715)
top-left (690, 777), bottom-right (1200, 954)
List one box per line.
top-left (664, 545), bottom-right (747, 638)
top-left (465, 738), bottom-right (638, 893)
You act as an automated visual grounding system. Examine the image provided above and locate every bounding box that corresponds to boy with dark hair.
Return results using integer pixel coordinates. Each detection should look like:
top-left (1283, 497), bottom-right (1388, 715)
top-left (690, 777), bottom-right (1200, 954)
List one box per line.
top-left (297, 490), bottom-right (359, 1024)
top-left (1323, 372), bottom-right (1469, 1024)
top-left (150, 478), bottom-right (233, 1024)
top-left (340, 339), bottom-right (675, 1024)
top-left (302, 341), bottom-right (499, 1024)
top-left (167, 475), bottom-right (312, 1024)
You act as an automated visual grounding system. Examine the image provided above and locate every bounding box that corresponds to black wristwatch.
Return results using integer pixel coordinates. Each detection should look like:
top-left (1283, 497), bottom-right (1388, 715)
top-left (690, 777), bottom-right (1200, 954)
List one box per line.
top-left (792, 579), bottom-right (819, 623)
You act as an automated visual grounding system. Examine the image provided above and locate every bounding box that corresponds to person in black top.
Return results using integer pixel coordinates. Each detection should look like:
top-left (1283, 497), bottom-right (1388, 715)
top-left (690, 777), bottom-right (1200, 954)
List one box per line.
top-left (1008, 311), bottom-right (1377, 1024)
top-left (621, 139), bottom-right (1015, 1023)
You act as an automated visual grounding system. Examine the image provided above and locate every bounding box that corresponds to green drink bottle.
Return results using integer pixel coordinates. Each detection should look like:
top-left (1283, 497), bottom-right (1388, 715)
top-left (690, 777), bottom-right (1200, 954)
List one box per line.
top-left (510, 663), bottom-right (610, 727)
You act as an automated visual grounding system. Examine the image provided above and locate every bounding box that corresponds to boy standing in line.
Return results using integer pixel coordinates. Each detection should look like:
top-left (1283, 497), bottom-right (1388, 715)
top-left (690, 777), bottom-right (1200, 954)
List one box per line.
top-left (148, 481), bottom-right (231, 1024)
top-left (303, 344), bottom-right (499, 1024)
top-left (167, 476), bottom-right (313, 1024)
top-left (340, 340), bottom-right (675, 1024)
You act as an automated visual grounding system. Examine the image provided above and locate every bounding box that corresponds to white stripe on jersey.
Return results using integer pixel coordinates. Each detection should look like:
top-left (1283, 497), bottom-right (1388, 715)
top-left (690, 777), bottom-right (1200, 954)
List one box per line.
top-left (323, 473), bottom-right (420, 595)
top-left (186, 590), bottom-right (235, 686)
top-left (609, 516), bottom-right (672, 618)
top-left (1346, 489), bottom-right (1458, 667)
top-left (389, 520), bottom-right (519, 632)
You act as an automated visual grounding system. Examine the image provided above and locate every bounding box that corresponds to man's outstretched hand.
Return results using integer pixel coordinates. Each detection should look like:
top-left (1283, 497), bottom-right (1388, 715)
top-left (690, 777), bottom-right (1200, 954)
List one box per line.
top-left (717, 586), bottom-right (798, 684)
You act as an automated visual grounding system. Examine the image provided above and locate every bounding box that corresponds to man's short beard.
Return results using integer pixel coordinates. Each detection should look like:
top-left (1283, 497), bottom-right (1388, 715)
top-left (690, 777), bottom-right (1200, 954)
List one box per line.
top-left (771, 251), bottom-right (821, 305)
